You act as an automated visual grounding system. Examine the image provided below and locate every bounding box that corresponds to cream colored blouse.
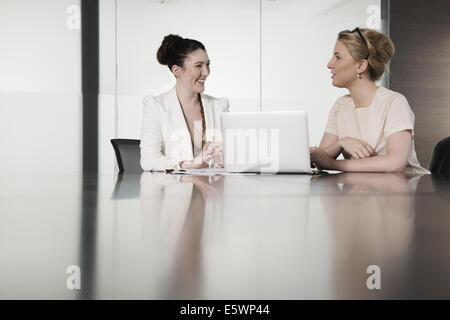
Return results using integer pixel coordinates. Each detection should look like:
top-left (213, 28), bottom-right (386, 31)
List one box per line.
top-left (185, 119), bottom-right (204, 158)
top-left (325, 87), bottom-right (429, 174)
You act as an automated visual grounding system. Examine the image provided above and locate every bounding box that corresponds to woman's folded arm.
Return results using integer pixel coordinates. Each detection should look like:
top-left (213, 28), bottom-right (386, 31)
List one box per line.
top-left (333, 130), bottom-right (412, 173)
top-left (319, 132), bottom-right (343, 159)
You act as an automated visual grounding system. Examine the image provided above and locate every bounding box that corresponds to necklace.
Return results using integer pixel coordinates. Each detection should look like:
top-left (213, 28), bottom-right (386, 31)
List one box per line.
top-left (198, 94), bottom-right (206, 147)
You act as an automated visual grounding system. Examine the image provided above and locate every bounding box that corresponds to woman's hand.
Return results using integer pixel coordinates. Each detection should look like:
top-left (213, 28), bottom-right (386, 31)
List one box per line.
top-left (180, 142), bottom-right (223, 169)
top-left (310, 146), bottom-right (337, 170)
top-left (338, 137), bottom-right (374, 159)
top-left (204, 142), bottom-right (224, 168)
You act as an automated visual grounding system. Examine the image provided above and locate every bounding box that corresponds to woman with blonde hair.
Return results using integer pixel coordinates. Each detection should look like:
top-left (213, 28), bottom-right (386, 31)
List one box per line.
top-left (310, 28), bottom-right (429, 174)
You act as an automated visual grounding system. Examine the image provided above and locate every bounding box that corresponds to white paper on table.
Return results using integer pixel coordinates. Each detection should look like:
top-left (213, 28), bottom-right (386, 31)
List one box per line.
top-left (173, 168), bottom-right (229, 175)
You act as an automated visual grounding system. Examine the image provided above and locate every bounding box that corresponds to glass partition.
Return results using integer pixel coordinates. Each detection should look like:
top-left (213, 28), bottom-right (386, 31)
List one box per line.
top-left (99, 0), bottom-right (387, 173)
top-left (261, 0), bottom-right (385, 146)
top-left (0, 0), bottom-right (82, 299)
top-left (0, 0), bottom-right (82, 175)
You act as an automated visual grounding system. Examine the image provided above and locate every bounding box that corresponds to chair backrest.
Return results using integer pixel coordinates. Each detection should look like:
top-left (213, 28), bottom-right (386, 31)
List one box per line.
top-left (428, 137), bottom-right (450, 175)
top-left (110, 139), bottom-right (142, 174)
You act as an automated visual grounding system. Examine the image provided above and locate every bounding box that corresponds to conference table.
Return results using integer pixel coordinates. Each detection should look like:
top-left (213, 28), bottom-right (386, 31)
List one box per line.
top-left (1, 171), bottom-right (450, 299)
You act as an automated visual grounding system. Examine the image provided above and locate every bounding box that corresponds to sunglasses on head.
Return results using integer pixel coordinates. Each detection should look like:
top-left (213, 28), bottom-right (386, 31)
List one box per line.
top-left (351, 27), bottom-right (370, 59)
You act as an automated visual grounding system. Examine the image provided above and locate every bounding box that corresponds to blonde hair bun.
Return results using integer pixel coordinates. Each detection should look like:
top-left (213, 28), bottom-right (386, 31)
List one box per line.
top-left (338, 28), bottom-right (395, 81)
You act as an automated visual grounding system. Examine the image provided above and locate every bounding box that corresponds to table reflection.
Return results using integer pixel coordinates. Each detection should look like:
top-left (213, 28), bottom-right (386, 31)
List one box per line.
top-left (4, 171), bottom-right (444, 299)
top-left (137, 172), bottom-right (428, 299)
top-left (313, 173), bottom-right (423, 299)
top-left (139, 173), bottom-right (226, 299)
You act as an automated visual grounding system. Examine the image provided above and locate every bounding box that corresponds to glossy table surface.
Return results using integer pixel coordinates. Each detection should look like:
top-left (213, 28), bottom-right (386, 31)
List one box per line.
top-left (1, 171), bottom-right (450, 299)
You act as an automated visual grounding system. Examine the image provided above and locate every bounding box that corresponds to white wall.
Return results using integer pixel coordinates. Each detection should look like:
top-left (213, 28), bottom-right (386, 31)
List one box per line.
top-left (99, 0), bottom-right (384, 173)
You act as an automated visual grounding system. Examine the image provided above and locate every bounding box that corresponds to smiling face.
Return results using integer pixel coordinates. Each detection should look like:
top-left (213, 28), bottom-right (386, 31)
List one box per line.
top-left (174, 49), bottom-right (210, 94)
top-left (327, 40), bottom-right (360, 88)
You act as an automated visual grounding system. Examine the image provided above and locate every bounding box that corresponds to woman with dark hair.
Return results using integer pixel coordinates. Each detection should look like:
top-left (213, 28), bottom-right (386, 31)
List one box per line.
top-left (140, 34), bottom-right (229, 171)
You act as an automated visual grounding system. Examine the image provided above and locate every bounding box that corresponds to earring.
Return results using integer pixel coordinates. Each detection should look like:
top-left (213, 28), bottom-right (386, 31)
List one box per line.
top-left (357, 73), bottom-right (361, 79)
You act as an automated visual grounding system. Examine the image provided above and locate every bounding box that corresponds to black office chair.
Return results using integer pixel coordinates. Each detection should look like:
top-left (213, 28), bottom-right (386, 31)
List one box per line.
top-left (428, 137), bottom-right (450, 175)
top-left (110, 139), bottom-right (142, 174)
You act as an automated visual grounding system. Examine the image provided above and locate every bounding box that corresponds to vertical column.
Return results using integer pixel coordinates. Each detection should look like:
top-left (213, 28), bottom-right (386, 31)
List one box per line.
top-left (81, 0), bottom-right (99, 173)
top-left (80, 0), bottom-right (99, 299)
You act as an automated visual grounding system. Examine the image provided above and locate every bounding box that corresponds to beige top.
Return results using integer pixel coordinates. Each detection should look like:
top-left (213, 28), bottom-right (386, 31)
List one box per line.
top-left (325, 86), bottom-right (430, 174)
top-left (185, 119), bottom-right (204, 158)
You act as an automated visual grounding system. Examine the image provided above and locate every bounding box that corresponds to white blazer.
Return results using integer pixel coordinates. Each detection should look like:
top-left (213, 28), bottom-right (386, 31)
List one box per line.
top-left (140, 86), bottom-right (230, 171)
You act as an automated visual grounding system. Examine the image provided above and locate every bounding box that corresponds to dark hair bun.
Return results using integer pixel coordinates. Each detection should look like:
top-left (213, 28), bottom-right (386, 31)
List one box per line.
top-left (157, 34), bottom-right (183, 66)
top-left (156, 34), bottom-right (206, 71)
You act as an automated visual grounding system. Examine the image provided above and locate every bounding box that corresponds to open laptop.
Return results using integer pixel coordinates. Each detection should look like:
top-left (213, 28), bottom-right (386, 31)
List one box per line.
top-left (220, 111), bottom-right (312, 173)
